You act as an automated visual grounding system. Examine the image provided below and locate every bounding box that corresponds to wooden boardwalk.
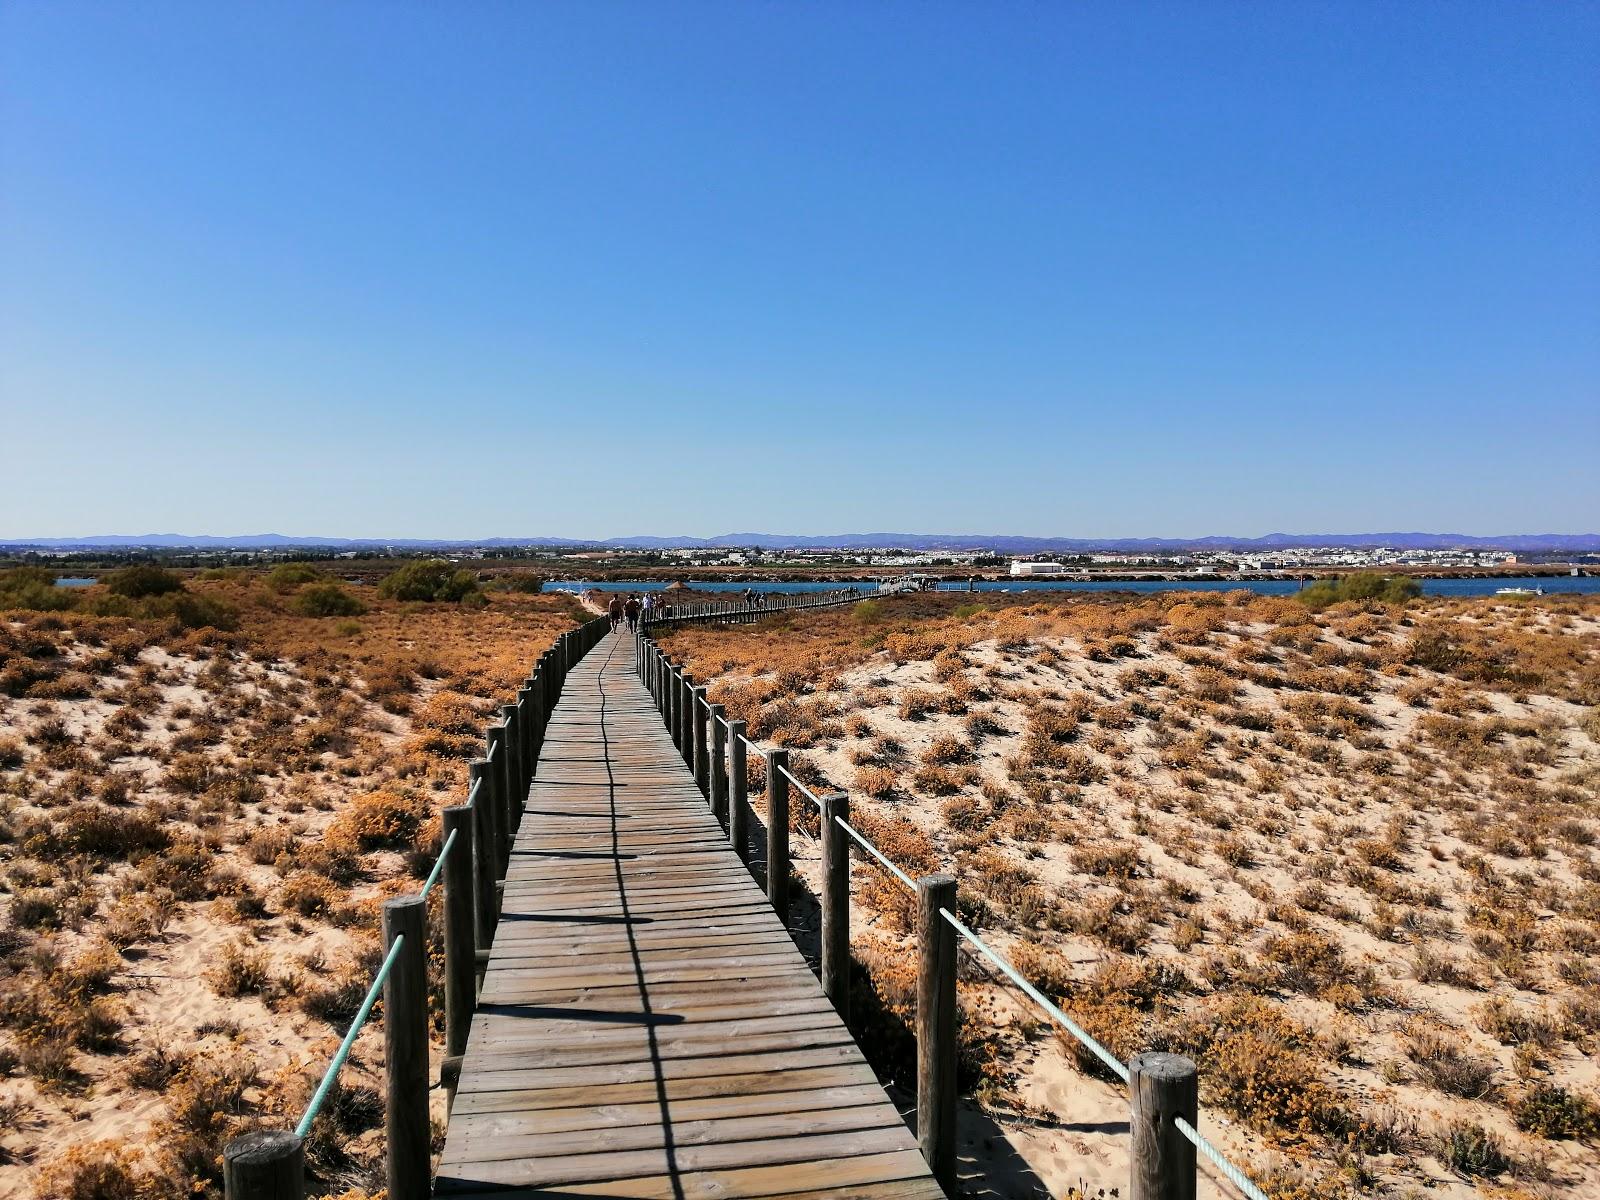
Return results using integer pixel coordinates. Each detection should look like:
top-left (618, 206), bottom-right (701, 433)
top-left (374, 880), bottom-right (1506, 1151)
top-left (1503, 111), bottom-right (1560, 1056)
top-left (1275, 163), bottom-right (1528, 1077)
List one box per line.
top-left (436, 631), bottom-right (943, 1200)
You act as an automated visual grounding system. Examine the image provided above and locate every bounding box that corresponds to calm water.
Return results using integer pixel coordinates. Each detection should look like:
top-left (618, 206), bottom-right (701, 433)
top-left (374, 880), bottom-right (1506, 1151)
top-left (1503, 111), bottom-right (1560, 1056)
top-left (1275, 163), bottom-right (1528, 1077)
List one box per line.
top-left (52, 577), bottom-right (97, 587)
top-left (546, 576), bottom-right (1599, 598)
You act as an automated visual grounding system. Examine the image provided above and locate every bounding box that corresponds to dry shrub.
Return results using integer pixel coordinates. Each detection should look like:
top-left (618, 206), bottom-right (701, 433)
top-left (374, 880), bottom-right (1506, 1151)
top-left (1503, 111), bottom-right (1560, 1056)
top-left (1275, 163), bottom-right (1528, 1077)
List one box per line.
top-left (31, 1140), bottom-right (160, 1200)
top-left (911, 763), bottom-right (968, 796)
top-left (326, 789), bottom-right (428, 853)
top-left (852, 765), bottom-right (898, 798)
top-left (1403, 1023), bottom-right (1498, 1099)
top-left (1070, 843), bottom-right (1143, 879)
top-left (208, 940), bottom-right (272, 998)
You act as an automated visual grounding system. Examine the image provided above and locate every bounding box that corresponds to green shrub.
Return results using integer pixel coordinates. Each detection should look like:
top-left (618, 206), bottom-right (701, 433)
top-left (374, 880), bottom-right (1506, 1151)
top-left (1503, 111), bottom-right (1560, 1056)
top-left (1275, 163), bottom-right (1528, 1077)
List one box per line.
top-left (294, 583), bottom-right (366, 617)
top-left (378, 559), bottom-right (480, 603)
top-left (1512, 1083), bottom-right (1600, 1140)
top-left (104, 565), bottom-right (184, 598)
top-left (488, 571), bottom-right (546, 594)
top-left (853, 601), bottom-right (884, 624)
top-left (1298, 573), bottom-right (1421, 610)
top-left (82, 590), bottom-right (238, 631)
top-left (1435, 1121), bottom-right (1511, 1177)
top-left (0, 566), bottom-right (74, 612)
top-left (265, 561), bottom-right (324, 591)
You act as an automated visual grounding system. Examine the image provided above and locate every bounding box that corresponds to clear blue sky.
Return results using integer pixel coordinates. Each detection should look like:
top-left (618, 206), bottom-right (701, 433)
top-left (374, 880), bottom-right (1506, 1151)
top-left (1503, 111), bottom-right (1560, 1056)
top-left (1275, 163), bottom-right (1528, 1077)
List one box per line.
top-left (3, 2), bottom-right (1596, 539)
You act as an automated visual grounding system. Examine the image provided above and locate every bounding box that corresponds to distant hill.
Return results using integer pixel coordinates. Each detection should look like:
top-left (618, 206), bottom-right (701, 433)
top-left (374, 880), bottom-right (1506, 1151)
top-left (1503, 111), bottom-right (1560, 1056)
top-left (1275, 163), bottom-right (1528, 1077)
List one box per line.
top-left (5, 531), bottom-right (1599, 553)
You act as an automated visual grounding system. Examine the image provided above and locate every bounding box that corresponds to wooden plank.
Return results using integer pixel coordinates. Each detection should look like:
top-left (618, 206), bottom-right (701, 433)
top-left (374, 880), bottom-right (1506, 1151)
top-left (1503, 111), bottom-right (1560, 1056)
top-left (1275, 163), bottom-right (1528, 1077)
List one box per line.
top-left (452, 1064), bottom-right (887, 1118)
top-left (436, 1149), bottom-right (941, 1200)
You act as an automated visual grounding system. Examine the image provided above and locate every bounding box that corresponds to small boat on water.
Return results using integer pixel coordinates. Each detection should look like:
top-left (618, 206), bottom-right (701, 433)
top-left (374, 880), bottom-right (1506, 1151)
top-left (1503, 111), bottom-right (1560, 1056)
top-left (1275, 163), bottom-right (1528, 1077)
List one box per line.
top-left (1495, 586), bottom-right (1544, 597)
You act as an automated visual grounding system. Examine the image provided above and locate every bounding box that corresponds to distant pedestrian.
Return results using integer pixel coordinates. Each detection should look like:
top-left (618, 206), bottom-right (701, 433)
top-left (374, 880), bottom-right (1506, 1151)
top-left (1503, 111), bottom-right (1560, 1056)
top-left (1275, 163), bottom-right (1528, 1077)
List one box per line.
top-left (607, 594), bottom-right (624, 632)
top-left (624, 595), bottom-right (641, 632)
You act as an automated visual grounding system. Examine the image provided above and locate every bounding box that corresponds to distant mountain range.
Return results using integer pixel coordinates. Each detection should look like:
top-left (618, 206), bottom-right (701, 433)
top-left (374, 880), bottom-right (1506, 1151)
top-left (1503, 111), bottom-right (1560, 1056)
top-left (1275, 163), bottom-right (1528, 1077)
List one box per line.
top-left (5, 531), bottom-right (1599, 553)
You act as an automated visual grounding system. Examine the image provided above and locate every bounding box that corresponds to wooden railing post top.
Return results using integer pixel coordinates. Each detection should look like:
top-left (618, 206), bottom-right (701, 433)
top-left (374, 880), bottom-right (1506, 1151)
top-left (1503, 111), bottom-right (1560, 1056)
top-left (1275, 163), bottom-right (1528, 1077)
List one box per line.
top-left (383, 893), bottom-right (426, 919)
top-left (767, 746), bottom-right (788, 764)
top-left (1130, 1051), bottom-right (1197, 1086)
top-left (917, 872), bottom-right (957, 894)
top-left (224, 1128), bottom-right (304, 1200)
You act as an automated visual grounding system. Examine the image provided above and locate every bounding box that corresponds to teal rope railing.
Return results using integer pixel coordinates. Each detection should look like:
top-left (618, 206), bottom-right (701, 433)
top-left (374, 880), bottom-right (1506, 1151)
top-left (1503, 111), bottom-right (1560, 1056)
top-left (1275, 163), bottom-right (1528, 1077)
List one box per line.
top-left (419, 827), bottom-right (457, 902)
top-left (295, 935), bottom-right (404, 1137)
top-left (295, 826), bottom-right (460, 1136)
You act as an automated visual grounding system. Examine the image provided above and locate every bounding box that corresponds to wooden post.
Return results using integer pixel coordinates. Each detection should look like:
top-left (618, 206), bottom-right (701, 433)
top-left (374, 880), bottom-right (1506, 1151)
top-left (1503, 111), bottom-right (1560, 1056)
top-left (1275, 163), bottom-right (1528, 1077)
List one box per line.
top-left (526, 674), bottom-right (544, 771)
top-left (667, 663), bottom-right (681, 748)
top-left (916, 873), bottom-right (958, 1185)
top-left (469, 760), bottom-right (496, 944)
top-left (501, 704), bottom-right (522, 823)
top-left (382, 896), bottom-right (428, 1200)
top-left (820, 791), bottom-right (851, 1020)
top-left (692, 687), bottom-right (709, 797)
top-left (729, 720), bottom-right (749, 864)
top-left (223, 1129), bottom-right (304, 1200)
top-left (679, 671), bottom-right (695, 768)
top-left (708, 704), bottom-right (728, 825)
top-left (765, 748), bottom-right (790, 920)
top-left (442, 804), bottom-right (474, 1105)
top-left (516, 687), bottom-right (533, 795)
top-left (1130, 1053), bottom-right (1199, 1200)
top-left (485, 725), bottom-right (509, 872)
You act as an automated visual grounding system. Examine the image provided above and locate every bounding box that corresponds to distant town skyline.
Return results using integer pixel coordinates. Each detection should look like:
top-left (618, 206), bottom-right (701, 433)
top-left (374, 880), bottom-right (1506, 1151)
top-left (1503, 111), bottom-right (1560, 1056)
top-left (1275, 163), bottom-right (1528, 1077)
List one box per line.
top-left (5, 530), bottom-right (1599, 553)
top-left (3, 3), bottom-right (1596, 537)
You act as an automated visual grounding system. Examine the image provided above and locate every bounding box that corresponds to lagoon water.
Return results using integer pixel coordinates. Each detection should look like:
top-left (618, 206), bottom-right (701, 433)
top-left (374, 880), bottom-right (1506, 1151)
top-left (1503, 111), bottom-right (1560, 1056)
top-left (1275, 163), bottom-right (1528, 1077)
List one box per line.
top-left (546, 576), bottom-right (1600, 599)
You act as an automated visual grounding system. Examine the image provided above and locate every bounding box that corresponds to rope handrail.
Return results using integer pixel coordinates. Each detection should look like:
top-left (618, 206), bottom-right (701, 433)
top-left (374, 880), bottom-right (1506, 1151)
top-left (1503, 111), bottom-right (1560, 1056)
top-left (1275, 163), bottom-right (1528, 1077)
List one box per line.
top-left (419, 826), bottom-right (457, 902)
top-left (1175, 1117), bottom-right (1270, 1200)
top-left (937, 906), bottom-right (1130, 1083)
top-left (296, 933), bottom-right (405, 1136)
top-left (835, 815), bottom-right (917, 891)
top-left (777, 764), bottom-right (823, 809)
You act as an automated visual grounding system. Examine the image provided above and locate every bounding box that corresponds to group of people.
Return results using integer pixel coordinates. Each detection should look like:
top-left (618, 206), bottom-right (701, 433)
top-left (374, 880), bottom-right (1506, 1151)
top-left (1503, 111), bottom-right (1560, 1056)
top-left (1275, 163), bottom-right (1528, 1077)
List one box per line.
top-left (739, 587), bottom-right (769, 608)
top-left (606, 592), bottom-right (647, 632)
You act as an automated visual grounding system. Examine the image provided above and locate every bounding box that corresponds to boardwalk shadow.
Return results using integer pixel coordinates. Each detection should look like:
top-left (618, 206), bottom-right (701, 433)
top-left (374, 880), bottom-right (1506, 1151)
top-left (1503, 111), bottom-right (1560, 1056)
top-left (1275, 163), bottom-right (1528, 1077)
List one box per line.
top-left (477, 1003), bottom-right (685, 1026)
top-left (498, 911), bottom-right (653, 926)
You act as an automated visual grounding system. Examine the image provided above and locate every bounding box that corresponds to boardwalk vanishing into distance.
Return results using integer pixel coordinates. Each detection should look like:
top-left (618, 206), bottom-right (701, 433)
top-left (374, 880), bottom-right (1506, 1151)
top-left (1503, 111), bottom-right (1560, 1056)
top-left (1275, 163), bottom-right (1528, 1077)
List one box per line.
top-left (434, 629), bottom-right (943, 1199)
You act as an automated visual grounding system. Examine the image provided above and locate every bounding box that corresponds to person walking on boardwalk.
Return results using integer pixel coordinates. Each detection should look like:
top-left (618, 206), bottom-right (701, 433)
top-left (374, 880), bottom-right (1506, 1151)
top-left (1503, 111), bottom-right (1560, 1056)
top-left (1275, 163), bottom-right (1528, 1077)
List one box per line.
top-left (607, 594), bottom-right (624, 632)
top-left (623, 594), bottom-right (641, 632)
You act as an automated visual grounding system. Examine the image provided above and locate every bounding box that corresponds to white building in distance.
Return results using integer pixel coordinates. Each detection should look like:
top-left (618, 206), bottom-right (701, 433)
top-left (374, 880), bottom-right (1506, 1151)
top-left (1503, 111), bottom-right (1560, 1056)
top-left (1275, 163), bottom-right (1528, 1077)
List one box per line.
top-left (1010, 561), bottom-right (1066, 577)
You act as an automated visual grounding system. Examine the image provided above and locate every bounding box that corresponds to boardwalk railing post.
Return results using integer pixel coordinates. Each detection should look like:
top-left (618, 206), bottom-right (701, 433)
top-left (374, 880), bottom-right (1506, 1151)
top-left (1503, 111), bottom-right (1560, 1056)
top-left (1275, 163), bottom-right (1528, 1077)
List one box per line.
top-left (820, 791), bottom-right (850, 1020)
top-left (485, 724), bottom-right (509, 872)
top-left (692, 687), bottom-right (709, 797)
top-left (916, 873), bottom-right (957, 1186)
top-left (382, 896), bottom-right (428, 1200)
top-left (224, 1129), bottom-right (304, 1200)
top-left (1130, 1053), bottom-right (1199, 1200)
top-left (765, 748), bottom-right (790, 921)
top-left (501, 704), bottom-right (521, 825)
top-left (679, 671), bottom-right (696, 767)
top-left (729, 720), bottom-right (749, 864)
top-left (527, 673), bottom-right (544, 771)
top-left (469, 759), bottom-right (497, 942)
top-left (517, 686), bottom-right (534, 795)
top-left (708, 705), bottom-right (727, 825)
top-left (442, 804), bottom-right (474, 1105)
top-left (667, 662), bottom-right (682, 747)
